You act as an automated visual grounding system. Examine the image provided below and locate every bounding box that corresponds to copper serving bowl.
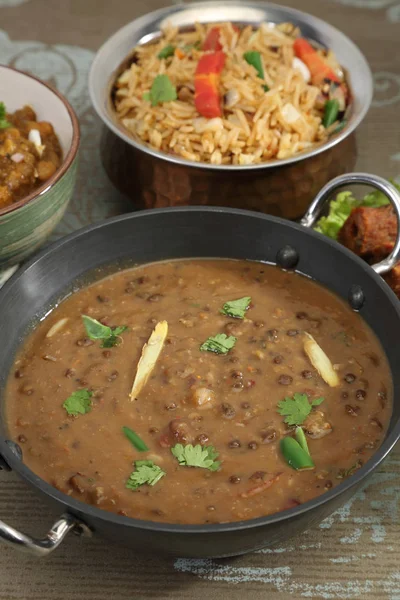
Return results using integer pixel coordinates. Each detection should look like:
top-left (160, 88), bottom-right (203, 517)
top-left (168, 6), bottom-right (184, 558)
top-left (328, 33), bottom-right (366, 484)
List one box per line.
top-left (89, 1), bottom-right (369, 219)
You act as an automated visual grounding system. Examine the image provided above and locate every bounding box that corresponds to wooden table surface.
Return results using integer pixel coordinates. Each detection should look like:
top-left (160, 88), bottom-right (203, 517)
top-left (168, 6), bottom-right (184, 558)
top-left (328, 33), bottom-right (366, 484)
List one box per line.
top-left (0, 0), bottom-right (399, 598)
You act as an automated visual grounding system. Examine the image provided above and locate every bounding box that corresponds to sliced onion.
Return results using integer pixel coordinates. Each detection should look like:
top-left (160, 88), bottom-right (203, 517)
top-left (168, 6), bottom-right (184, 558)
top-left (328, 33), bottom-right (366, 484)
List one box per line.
top-left (130, 321), bottom-right (168, 400)
top-left (28, 129), bottom-right (45, 157)
top-left (292, 57), bottom-right (311, 83)
top-left (46, 318), bottom-right (69, 338)
top-left (281, 103), bottom-right (301, 124)
top-left (223, 89), bottom-right (240, 108)
top-left (303, 332), bottom-right (340, 387)
top-left (11, 153), bottom-right (24, 163)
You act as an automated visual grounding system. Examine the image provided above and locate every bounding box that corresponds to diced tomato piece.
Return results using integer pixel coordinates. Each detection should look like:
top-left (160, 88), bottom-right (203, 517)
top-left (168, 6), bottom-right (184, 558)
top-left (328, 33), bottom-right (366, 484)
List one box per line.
top-left (195, 51), bottom-right (226, 118)
top-left (293, 38), bottom-right (340, 86)
top-left (195, 75), bottom-right (222, 118)
top-left (203, 27), bottom-right (223, 51)
top-left (196, 51), bottom-right (226, 75)
top-left (202, 25), bottom-right (240, 51)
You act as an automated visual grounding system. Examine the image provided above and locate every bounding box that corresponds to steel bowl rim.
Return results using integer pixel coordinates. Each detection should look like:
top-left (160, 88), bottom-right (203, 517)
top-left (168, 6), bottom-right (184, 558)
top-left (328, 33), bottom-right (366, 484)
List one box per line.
top-left (0, 65), bottom-right (80, 218)
top-left (0, 205), bottom-right (398, 535)
top-left (89, 0), bottom-right (373, 172)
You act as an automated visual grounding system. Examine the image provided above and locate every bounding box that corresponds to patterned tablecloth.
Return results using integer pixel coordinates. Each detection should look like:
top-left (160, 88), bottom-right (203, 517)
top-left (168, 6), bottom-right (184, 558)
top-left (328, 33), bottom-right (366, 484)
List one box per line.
top-left (0, 0), bottom-right (399, 598)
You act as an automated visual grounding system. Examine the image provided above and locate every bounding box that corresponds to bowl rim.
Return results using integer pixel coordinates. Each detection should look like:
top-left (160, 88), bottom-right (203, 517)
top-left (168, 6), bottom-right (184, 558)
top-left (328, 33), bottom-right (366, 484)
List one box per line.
top-left (0, 205), bottom-right (398, 536)
top-left (89, 0), bottom-right (373, 172)
top-left (0, 65), bottom-right (80, 218)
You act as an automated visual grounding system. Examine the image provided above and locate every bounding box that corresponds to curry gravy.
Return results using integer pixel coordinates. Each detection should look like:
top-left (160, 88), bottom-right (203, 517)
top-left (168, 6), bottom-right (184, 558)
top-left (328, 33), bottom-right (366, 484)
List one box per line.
top-left (6, 260), bottom-right (392, 524)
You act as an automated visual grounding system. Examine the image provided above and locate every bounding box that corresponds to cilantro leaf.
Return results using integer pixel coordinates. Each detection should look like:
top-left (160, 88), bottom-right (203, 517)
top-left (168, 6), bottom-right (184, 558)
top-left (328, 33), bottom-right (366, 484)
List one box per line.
top-left (158, 44), bottom-right (175, 59)
top-left (82, 315), bottom-right (127, 348)
top-left (277, 393), bottom-right (324, 426)
top-left (63, 389), bottom-right (92, 416)
top-left (314, 183), bottom-right (400, 241)
top-left (183, 41), bottom-right (201, 52)
top-left (336, 460), bottom-right (363, 480)
top-left (171, 443), bottom-right (221, 471)
top-left (221, 296), bottom-right (251, 319)
top-left (200, 333), bottom-right (236, 354)
top-left (147, 74), bottom-right (177, 107)
top-left (0, 102), bottom-right (11, 129)
top-left (82, 315), bottom-right (112, 339)
top-left (126, 460), bottom-right (166, 491)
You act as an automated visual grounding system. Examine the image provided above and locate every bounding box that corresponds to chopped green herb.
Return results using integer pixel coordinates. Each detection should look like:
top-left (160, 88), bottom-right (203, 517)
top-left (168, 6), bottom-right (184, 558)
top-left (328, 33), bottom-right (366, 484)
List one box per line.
top-left (243, 52), bottom-right (269, 91)
top-left (322, 99), bottom-right (339, 128)
top-left (82, 315), bottom-right (127, 348)
top-left (143, 92), bottom-right (151, 102)
top-left (280, 436), bottom-right (315, 470)
top-left (295, 426), bottom-right (310, 456)
top-left (102, 326), bottom-right (128, 348)
top-left (336, 460), bottom-right (363, 479)
top-left (63, 389), bottom-right (92, 416)
top-left (221, 296), bottom-right (251, 319)
top-left (0, 102), bottom-right (11, 129)
top-left (126, 460), bottom-right (166, 491)
top-left (147, 74), bottom-right (177, 107)
top-left (277, 393), bottom-right (324, 426)
top-left (190, 303), bottom-right (201, 308)
top-left (183, 41), bottom-right (201, 52)
top-left (158, 44), bottom-right (175, 59)
top-left (200, 333), bottom-right (237, 354)
top-left (171, 443), bottom-right (220, 471)
top-left (332, 118), bottom-right (347, 135)
top-left (122, 426), bottom-right (149, 452)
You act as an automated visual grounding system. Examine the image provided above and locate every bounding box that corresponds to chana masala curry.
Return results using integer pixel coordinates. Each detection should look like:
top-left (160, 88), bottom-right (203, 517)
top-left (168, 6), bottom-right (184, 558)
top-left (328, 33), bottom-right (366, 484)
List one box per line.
top-left (6, 260), bottom-right (392, 524)
top-left (0, 103), bottom-right (62, 209)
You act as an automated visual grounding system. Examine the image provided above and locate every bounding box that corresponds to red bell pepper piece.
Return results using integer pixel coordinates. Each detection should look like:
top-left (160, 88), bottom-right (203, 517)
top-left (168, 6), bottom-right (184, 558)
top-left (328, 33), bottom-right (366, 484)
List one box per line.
top-left (202, 25), bottom-right (240, 51)
top-left (195, 51), bottom-right (226, 118)
top-left (293, 38), bottom-right (341, 85)
top-left (203, 27), bottom-right (223, 51)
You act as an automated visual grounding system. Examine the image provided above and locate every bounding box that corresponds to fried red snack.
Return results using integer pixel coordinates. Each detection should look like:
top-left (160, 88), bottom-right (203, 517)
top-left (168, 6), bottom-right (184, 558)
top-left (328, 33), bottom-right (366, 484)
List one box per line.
top-left (338, 205), bottom-right (397, 263)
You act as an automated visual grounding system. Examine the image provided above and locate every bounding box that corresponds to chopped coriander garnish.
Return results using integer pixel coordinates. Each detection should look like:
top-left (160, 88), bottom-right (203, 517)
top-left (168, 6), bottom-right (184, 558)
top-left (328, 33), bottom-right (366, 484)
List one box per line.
top-left (63, 389), bottom-right (92, 416)
top-left (0, 102), bottom-right (11, 129)
top-left (200, 333), bottom-right (236, 354)
top-left (182, 41), bottom-right (201, 52)
top-left (277, 393), bottom-right (324, 426)
top-left (82, 315), bottom-right (127, 348)
top-left (294, 426), bottom-right (310, 456)
top-left (122, 426), bottom-right (149, 452)
top-left (145, 74), bottom-right (177, 107)
top-left (171, 443), bottom-right (220, 471)
top-left (158, 44), bottom-right (175, 59)
top-left (336, 460), bottom-right (363, 480)
top-left (243, 52), bottom-right (269, 91)
top-left (280, 436), bottom-right (315, 470)
top-left (126, 460), bottom-right (166, 491)
top-left (221, 296), bottom-right (251, 319)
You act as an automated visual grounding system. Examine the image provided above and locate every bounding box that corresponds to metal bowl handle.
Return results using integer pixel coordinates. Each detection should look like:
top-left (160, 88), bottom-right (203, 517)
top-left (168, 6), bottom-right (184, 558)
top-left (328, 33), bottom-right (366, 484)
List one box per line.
top-left (0, 513), bottom-right (91, 556)
top-left (300, 173), bottom-right (400, 275)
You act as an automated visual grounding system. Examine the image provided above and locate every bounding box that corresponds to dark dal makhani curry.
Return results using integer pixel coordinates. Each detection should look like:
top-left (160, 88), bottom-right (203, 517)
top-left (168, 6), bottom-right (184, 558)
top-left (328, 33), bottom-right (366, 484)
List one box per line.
top-left (6, 260), bottom-right (392, 524)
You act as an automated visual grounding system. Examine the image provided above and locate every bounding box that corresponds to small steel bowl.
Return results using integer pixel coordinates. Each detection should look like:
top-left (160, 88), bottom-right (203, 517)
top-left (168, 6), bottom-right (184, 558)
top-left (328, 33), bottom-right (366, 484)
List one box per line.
top-left (89, 1), bottom-right (371, 219)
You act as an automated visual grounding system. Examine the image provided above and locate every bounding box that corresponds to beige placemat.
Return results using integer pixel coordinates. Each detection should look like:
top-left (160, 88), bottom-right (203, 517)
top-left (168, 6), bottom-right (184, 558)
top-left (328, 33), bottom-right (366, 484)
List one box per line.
top-left (0, 0), bottom-right (399, 598)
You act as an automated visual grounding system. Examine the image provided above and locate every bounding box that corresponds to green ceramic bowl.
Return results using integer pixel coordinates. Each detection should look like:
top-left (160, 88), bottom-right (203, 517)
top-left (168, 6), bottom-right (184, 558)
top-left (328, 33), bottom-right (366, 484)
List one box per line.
top-left (0, 66), bottom-right (80, 270)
